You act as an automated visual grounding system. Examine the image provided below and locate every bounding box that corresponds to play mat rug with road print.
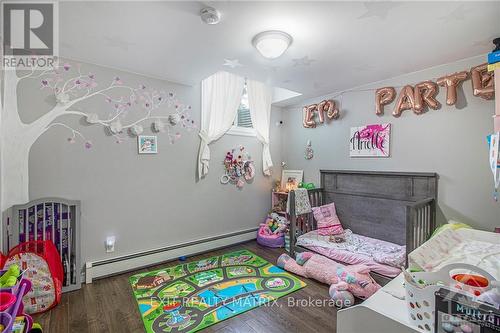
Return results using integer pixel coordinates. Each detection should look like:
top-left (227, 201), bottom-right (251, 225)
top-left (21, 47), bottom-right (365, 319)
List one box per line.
top-left (129, 249), bottom-right (306, 333)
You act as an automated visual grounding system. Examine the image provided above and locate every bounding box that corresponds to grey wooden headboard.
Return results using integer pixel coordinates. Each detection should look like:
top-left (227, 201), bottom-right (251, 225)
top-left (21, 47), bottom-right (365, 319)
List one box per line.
top-left (320, 170), bottom-right (438, 246)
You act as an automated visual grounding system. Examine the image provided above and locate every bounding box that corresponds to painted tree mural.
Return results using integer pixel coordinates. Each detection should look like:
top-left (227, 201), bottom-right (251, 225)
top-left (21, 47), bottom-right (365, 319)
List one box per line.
top-left (1, 62), bottom-right (195, 209)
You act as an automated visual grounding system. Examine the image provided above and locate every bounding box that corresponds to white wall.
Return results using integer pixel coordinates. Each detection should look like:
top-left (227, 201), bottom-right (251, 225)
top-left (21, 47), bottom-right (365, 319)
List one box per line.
top-left (282, 55), bottom-right (499, 231)
top-left (23, 61), bottom-right (282, 264)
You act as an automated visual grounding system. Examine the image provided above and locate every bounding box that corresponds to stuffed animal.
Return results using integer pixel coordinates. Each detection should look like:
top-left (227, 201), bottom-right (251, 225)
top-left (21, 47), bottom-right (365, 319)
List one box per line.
top-left (0, 264), bottom-right (20, 288)
top-left (270, 213), bottom-right (288, 234)
top-left (277, 252), bottom-right (380, 308)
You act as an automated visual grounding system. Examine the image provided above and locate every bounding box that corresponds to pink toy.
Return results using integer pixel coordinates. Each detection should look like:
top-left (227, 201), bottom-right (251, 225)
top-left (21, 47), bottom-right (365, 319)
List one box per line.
top-left (256, 213), bottom-right (289, 248)
top-left (277, 252), bottom-right (381, 307)
top-left (0, 292), bottom-right (16, 311)
top-left (256, 223), bottom-right (284, 248)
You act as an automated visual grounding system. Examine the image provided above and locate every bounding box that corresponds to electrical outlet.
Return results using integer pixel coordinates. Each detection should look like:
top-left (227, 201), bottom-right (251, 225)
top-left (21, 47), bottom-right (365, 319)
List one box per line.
top-left (105, 236), bottom-right (115, 253)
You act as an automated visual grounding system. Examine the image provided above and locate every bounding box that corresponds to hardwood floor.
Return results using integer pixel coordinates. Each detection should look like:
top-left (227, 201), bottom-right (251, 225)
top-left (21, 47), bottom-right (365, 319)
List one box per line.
top-left (33, 241), bottom-right (337, 333)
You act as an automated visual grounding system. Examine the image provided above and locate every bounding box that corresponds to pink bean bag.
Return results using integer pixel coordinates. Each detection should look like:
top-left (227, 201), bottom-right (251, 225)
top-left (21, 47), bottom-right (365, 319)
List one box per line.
top-left (277, 252), bottom-right (381, 307)
top-left (256, 223), bottom-right (284, 248)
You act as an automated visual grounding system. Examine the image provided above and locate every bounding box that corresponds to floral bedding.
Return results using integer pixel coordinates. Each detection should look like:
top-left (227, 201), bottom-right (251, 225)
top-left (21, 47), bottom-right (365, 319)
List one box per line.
top-left (296, 229), bottom-right (406, 276)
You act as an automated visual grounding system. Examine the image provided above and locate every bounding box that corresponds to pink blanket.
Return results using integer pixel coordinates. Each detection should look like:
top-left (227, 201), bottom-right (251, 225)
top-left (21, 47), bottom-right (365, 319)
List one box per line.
top-left (296, 230), bottom-right (404, 277)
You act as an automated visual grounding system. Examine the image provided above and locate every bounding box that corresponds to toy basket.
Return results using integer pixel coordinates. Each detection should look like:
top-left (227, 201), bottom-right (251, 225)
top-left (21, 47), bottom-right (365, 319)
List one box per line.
top-left (5, 240), bottom-right (63, 314)
top-left (256, 224), bottom-right (285, 248)
top-left (404, 264), bottom-right (495, 333)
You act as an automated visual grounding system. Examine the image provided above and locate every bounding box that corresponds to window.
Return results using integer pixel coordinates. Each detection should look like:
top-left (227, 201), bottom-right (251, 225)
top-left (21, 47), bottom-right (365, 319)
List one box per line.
top-left (236, 89), bottom-right (252, 128)
top-left (227, 86), bottom-right (256, 136)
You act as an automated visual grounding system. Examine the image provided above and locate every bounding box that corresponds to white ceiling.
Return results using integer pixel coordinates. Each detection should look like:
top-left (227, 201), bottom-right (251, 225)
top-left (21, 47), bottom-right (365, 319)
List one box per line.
top-left (59, 1), bottom-right (500, 106)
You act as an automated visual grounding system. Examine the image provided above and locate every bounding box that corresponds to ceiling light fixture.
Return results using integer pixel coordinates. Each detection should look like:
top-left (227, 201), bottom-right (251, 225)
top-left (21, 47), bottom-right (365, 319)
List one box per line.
top-left (252, 30), bottom-right (292, 59)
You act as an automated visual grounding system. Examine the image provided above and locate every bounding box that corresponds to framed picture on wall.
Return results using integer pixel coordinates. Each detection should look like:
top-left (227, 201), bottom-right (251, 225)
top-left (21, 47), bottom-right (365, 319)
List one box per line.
top-left (138, 135), bottom-right (158, 154)
top-left (350, 123), bottom-right (391, 157)
top-left (281, 170), bottom-right (303, 192)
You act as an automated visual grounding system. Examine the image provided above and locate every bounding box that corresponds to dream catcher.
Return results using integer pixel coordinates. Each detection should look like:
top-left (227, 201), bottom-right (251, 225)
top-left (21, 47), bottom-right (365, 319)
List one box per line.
top-left (220, 146), bottom-right (255, 188)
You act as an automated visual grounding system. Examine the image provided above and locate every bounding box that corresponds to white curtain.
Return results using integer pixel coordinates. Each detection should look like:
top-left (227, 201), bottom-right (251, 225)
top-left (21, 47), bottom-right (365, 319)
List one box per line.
top-left (198, 71), bottom-right (245, 179)
top-left (247, 79), bottom-right (273, 176)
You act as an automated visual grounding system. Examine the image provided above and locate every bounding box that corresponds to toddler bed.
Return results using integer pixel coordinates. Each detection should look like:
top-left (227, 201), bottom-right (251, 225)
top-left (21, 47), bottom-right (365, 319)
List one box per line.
top-left (288, 170), bottom-right (438, 285)
top-left (296, 229), bottom-right (404, 277)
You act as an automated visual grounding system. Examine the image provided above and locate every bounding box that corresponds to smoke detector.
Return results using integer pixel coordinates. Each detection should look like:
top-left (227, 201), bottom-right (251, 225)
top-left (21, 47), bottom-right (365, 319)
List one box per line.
top-left (200, 7), bottom-right (221, 25)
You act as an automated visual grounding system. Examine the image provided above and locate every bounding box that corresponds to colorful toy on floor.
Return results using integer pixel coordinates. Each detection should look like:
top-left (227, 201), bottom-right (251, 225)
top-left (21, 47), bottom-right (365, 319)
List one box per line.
top-left (266, 213), bottom-right (288, 234)
top-left (0, 312), bottom-right (10, 332)
top-left (257, 224), bottom-right (285, 248)
top-left (0, 265), bottom-right (20, 288)
top-left (0, 278), bottom-right (34, 333)
top-left (220, 145), bottom-right (255, 188)
top-left (28, 323), bottom-right (43, 333)
top-left (0, 292), bottom-right (16, 311)
top-left (3, 241), bottom-right (63, 314)
top-left (277, 252), bottom-right (381, 308)
top-left (11, 316), bottom-right (26, 333)
top-left (257, 213), bottom-right (289, 248)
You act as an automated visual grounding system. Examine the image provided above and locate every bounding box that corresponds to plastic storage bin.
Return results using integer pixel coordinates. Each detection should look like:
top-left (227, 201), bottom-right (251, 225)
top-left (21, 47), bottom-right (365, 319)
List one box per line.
top-left (404, 264), bottom-right (495, 333)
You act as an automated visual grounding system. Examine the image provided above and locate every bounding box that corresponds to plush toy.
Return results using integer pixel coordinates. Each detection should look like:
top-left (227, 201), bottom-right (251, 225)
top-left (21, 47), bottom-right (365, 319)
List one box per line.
top-left (0, 264), bottom-right (20, 288)
top-left (298, 182), bottom-right (316, 190)
top-left (277, 252), bottom-right (380, 308)
top-left (270, 213), bottom-right (288, 234)
top-left (263, 213), bottom-right (289, 234)
top-left (330, 288), bottom-right (355, 308)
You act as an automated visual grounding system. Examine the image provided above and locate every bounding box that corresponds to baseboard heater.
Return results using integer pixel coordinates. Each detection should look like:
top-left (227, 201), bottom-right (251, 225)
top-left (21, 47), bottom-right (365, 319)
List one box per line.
top-left (85, 227), bottom-right (258, 283)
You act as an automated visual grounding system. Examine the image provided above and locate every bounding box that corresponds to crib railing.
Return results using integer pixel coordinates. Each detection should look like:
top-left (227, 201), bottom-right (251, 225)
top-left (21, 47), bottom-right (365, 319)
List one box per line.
top-left (406, 198), bottom-right (436, 256)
